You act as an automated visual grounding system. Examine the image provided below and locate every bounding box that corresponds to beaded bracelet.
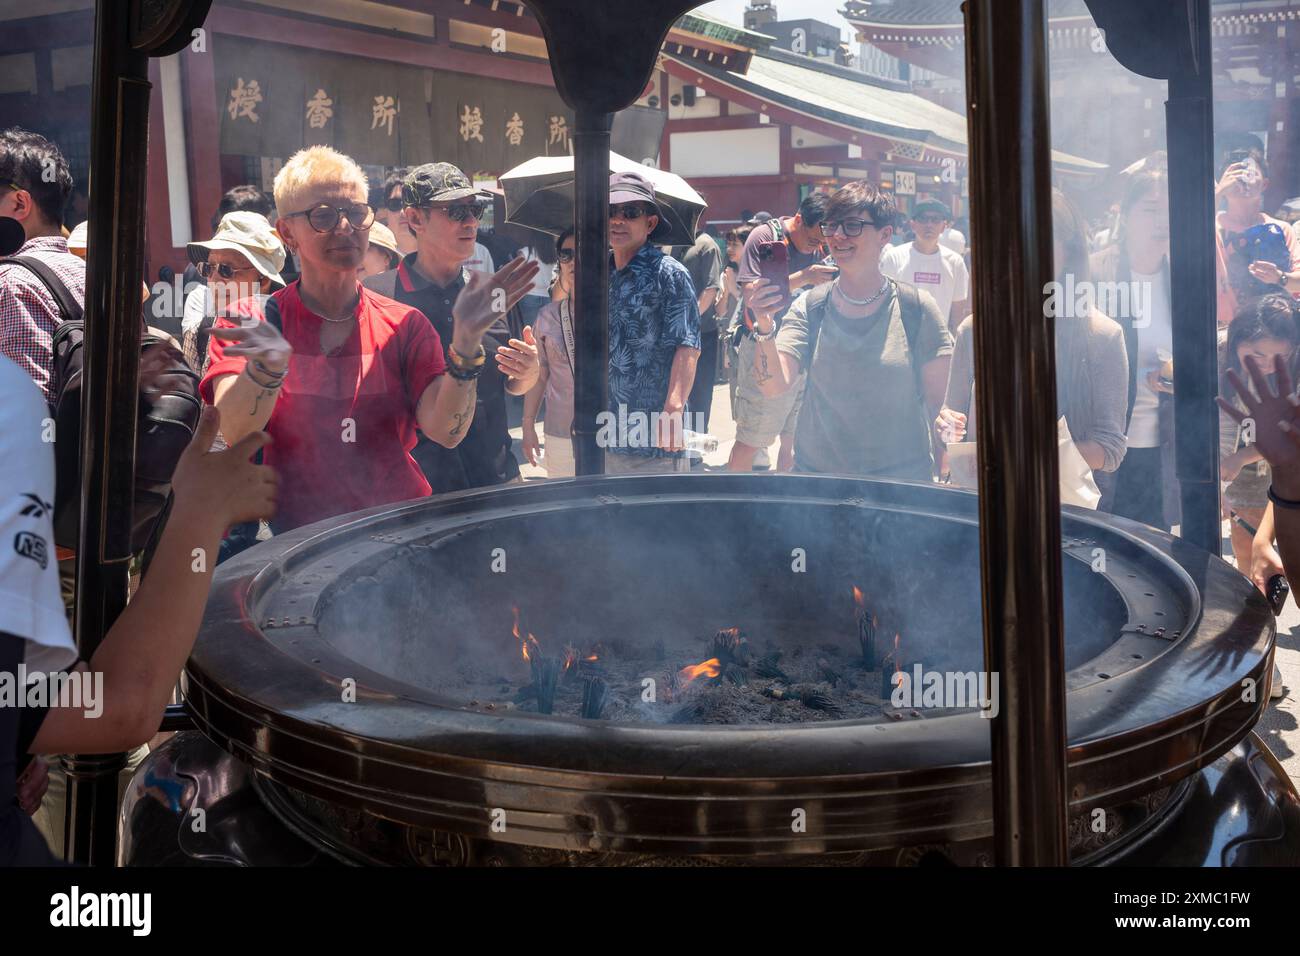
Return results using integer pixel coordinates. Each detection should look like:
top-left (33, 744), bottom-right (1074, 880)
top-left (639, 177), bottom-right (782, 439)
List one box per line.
top-left (243, 364), bottom-right (285, 390)
top-left (446, 360), bottom-right (485, 382)
top-left (251, 358), bottom-right (288, 381)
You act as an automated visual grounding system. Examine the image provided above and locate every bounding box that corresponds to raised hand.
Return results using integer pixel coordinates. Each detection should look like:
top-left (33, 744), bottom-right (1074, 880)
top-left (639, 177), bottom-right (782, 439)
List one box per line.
top-left (1218, 353), bottom-right (1300, 492)
top-left (496, 325), bottom-right (539, 386)
top-left (1215, 162), bottom-right (1249, 201)
top-left (742, 278), bottom-right (786, 332)
top-left (171, 406), bottom-right (279, 530)
top-left (209, 316), bottom-right (293, 373)
top-left (1248, 260), bottom-right (1286, 285)
top-left (452, 256), bottom-right (541, 349)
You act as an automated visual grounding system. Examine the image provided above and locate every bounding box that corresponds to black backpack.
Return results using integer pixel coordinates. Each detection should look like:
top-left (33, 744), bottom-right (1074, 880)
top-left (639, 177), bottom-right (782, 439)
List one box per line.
top-left (1, 255), bottom-right (202, 555)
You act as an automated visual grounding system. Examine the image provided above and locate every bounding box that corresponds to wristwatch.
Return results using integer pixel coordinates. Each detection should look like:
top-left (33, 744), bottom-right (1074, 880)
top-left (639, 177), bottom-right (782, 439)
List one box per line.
top-left (752, 321), bottom-right (778, 342)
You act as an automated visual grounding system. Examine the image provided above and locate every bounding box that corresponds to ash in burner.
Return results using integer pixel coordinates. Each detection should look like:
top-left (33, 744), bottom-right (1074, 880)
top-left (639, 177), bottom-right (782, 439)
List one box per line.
top-left (454, 612), bottom-right (949, 725)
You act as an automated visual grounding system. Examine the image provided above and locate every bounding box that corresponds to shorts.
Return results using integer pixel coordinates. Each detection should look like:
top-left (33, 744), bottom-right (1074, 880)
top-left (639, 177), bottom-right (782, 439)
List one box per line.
top-left (543, 434), bottom-right (575, 478)
top-left (605, 452), bottom-right (679, 474)
top-left (734, 334), bottom-right (806, 448)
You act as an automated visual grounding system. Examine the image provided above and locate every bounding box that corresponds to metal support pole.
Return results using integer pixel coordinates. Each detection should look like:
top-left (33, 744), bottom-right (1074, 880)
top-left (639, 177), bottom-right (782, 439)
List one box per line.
top-left (963, 0), bottom-right (1069, 865)
top-left (1167, 1), bottom-right (1220, 555)
top-left (572, 110), bottom-right (611, 476)
top-left (65, 0), bottom-right (150, 865)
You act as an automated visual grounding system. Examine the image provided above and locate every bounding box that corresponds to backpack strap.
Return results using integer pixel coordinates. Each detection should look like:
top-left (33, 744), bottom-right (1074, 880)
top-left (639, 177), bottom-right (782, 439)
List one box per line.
top-left (893, 280), bottom-right (926, 404)
top-left (801, 281), bottom-right (836, 367)
top-left (806, 279), bottom-right (927, 404)
top-left (0, 256), bottom-right (83, 323)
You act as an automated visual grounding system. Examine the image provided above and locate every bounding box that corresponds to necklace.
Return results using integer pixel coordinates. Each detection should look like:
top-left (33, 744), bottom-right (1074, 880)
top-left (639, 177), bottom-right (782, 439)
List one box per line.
top-left (320, 309), bottom-right (355, 324)
top-left (834, 277), bottom-right (890, 307)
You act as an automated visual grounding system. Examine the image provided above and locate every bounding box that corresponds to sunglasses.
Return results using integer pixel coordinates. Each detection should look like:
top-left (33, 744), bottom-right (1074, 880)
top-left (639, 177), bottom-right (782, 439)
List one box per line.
top-left (609, 203), bottom-right (652, 221)
top-left (913, 214), bottom-right (947, 225)
top-left (287, 202), bottom-right (376, 233)
top-left (198, 261), bottom-right (258, 280)
top-left (820, 218), bottom-right (880, 238)
top-left (435, 201), bottom-right (489, 223)
top-left (385, 194), bottom-right (404, 213)
top-left (557, 248), bottom-right (575, 263)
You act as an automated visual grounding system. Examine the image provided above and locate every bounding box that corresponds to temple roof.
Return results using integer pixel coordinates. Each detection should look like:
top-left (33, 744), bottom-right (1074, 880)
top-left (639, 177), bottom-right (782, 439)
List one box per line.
top-left (669, 45), bottom-right (1107, 171)
top-left (841, 0), bottom-right (1296, 30)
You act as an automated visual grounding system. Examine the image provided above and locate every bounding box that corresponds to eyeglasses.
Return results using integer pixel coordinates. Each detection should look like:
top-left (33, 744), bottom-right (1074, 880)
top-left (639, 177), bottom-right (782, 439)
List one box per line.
top-left (913, 214), bottom-right (946, 225)
top-left (557, 248), bottom-right (575, 263)
top-left (385, 194), bottom-right (404, 213)
top-left (609, 203), bottom-right (651, 221)
top-left (286, 202), bottom-right (376, 233)
top-left (434, 201), bottom-right (489, 223)
top-left (198, 261), bottom-right (258, 280)
top-left (820, 218), bottom-right (879, 238)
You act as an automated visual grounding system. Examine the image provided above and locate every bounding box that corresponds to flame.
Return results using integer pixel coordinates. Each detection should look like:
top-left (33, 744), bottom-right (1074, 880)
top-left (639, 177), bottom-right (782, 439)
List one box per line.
top-left (511, 606), bottom-right (541, 662)
top-left (893, 634), bottom-right (901, 672)
top-left (851, 586), bottom-right (865, 611)
top-left (584, 654), bottom-right (599, 662)
top-left (562, 644), bottom-right (578, 672)
top-left (678, 658), bottom-right (722, 685)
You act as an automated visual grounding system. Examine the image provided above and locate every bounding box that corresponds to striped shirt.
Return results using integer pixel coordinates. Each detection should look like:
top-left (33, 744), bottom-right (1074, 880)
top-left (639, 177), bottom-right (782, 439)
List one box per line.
top-left (0, 236), bottom-right (86, 403)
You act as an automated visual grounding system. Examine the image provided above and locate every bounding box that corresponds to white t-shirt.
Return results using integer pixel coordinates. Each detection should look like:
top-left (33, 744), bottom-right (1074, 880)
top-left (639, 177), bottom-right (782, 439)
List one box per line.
top-left (181, 283), bottom-right (211, 336)
top-left (464, 242), bottom-right (496, 275)
top-left (939, 227), bottom-right (966, 257)
top-left (1127, 270), bottom-right (1172, 448)
top-left (519, 245), bottom-right (555, 298)
top-left (0, 356), bottom-right (76, 673)
top-left (879, 242), bottom-right (970, 326)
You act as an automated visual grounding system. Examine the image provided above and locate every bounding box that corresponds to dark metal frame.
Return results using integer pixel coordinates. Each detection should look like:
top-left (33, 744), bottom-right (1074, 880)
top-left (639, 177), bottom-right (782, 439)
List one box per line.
top-left (72, 0), bottom-right (1224, 866)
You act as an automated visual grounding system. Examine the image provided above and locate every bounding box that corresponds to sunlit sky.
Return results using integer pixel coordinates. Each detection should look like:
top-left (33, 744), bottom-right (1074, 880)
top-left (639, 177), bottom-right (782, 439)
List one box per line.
top-left (695, 0), bottom-right (854, 39)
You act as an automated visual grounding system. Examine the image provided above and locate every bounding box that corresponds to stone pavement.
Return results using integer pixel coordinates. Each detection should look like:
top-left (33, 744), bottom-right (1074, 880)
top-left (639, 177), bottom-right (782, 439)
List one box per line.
top-left (510, 382), bottom-right (1300, 785)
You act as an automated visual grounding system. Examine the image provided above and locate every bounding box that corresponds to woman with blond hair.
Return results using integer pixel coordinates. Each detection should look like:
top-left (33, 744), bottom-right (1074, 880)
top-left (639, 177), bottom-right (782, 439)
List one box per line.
top-left (201, 145), bottom-right (538, 533)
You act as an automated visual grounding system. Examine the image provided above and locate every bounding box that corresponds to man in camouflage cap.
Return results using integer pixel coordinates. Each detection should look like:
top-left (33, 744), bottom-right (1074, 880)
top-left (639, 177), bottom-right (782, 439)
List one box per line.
top-left (400, 161), bottom-right (484, 206)
top-left (363, 162), bottom-right (539, 492)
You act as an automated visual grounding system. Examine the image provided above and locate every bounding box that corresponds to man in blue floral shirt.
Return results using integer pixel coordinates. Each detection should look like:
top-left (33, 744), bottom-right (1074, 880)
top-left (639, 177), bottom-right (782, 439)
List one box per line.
top-left (603, 172), bottom-right (701, 473)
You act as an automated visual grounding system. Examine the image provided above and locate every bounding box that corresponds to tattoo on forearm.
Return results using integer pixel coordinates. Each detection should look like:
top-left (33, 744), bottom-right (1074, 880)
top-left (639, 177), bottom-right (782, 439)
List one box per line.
top-left (755, 349), bottom-right (773, 386)
top-left (250, 387), bottom-right (275, 417)
top-left (449, 382), bottom-right (476, 437)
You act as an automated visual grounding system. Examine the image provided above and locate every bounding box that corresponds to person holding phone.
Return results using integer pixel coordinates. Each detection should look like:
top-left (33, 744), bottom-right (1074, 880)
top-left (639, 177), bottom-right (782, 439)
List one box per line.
top-left (745, 180), bottom-right (953, 480)
top-left (727, 193), bottom-right (832, 472)
top-left (1215, 146), bottom-right (1300, 326)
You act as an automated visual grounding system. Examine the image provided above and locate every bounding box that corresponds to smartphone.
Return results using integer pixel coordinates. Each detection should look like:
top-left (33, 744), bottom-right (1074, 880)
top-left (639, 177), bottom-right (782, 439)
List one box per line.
top-left (754, 240), bottom-right (791, 318)
top-left (1227, 149), bottom-right (1261, 187)
top-left (1267, 573), bottom-right (1290, 615)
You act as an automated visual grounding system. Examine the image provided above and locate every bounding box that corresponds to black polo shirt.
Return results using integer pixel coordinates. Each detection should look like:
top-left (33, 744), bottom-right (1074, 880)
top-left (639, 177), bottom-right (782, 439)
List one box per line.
top-left (363, 254), bottom-right (521, 492)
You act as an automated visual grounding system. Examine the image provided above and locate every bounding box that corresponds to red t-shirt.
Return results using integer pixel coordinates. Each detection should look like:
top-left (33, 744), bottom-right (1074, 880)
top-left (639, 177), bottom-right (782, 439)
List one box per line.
top-left (200, 282), bottom-right (446, 532)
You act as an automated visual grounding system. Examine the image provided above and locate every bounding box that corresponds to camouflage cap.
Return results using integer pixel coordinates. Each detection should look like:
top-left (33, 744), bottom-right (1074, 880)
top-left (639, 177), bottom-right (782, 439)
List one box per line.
top-left (401, 162), bottom-right (483, 206)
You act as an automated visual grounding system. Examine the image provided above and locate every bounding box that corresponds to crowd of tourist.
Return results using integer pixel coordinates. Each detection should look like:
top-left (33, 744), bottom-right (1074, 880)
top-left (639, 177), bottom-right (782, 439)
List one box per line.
top-left (6, 116), bottom-right (1300, 865)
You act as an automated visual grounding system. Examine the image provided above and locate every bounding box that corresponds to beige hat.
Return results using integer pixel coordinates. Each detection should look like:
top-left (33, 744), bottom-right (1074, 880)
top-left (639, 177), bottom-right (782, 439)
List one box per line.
top-left (67, 221), bottom-right (88, 253)
top-left (367, 220), bottom-right (400, 260)
top-left (187, 211), bottom-right (286, 286)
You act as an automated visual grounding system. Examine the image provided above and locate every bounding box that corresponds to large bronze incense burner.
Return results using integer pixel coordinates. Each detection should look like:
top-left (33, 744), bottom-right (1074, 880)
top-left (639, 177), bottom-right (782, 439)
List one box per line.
top-left (120, 474), bottom-right (1290, 866)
